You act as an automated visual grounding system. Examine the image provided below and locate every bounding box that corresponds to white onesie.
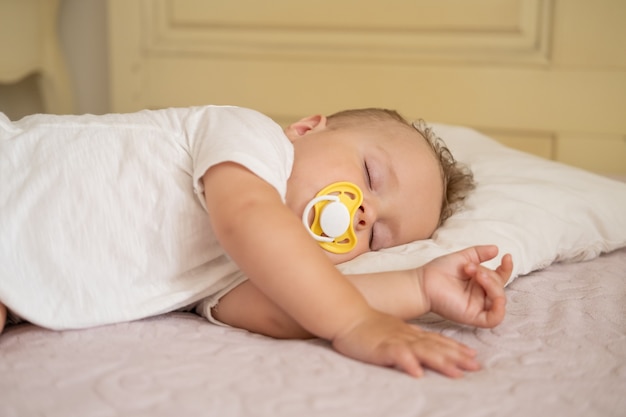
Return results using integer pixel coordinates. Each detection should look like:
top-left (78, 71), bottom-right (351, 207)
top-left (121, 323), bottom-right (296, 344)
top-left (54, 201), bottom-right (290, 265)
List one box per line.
top-left (0, 106), bottom-right (294, 329)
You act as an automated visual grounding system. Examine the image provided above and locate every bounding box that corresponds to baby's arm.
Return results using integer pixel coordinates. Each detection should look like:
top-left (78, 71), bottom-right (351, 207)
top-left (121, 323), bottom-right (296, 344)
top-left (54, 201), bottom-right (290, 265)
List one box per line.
top-left (203, 162), bottom-right (374, 340)
top-left (212, 269), bottom-right (428, 339)
top-left (203, 162), bottom-right (479, 377)
top-left (214, 246), bottom-right (512, 338)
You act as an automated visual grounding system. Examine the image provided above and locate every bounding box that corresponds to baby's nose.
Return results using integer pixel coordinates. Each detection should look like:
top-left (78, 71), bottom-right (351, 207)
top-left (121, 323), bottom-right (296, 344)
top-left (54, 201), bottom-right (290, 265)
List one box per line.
top-left (355, 204), bottom-right (375, 231)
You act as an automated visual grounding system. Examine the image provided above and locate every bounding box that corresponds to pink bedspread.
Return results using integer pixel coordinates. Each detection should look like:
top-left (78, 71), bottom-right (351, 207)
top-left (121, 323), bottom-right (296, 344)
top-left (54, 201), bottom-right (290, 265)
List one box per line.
top-left (1, 247), bottom-right (625, 417)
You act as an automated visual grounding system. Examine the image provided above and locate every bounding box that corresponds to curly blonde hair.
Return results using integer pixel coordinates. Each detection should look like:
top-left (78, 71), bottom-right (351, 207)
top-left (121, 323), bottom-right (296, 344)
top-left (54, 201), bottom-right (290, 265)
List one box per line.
top-left (326, 108), bottom-right (475, 226)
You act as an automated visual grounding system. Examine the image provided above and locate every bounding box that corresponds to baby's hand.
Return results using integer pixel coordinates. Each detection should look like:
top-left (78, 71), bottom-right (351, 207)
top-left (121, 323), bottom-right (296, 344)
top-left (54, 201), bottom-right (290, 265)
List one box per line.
top-left (422, 245), bottom-right (513, 328)
top-left (331, 311), bottom-right (480, 378)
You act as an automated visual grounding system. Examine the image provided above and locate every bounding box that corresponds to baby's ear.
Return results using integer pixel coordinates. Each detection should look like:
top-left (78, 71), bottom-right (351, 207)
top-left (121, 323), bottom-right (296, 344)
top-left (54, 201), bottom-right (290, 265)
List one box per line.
top-left (284, 115), bottom-right (327, 141)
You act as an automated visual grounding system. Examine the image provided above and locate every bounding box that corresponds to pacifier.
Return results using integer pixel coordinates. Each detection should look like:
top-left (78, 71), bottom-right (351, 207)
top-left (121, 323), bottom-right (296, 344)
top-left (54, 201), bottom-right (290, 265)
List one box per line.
top-left (302, 182), bottom-right (363, 254)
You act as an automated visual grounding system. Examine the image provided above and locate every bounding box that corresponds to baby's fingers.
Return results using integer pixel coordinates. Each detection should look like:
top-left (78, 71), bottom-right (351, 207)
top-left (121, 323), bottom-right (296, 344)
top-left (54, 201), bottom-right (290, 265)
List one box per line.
top-left (381, 331), bottom-right (480, 378)
top-left (469, 245), bottom-right (500, 263)
top-left (469, 264), bottom-right (508, 327)
top-left (496, 253), bottom-right (514, 285)
top-left (411, 334), bottom-right (480, 378)
top-left (385, 345), bottom-right (424, 378)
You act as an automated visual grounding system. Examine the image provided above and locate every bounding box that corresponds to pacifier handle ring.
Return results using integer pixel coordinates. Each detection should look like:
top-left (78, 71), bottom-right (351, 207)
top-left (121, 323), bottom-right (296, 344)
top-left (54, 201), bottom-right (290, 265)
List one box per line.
top-left (302, 195), bottom-right (338, 243)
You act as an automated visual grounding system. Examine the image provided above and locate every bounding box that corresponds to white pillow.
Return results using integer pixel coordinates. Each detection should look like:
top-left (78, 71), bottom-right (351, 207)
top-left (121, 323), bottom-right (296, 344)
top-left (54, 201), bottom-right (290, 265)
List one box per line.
top-left (338, 124), bottom-right (626, 284)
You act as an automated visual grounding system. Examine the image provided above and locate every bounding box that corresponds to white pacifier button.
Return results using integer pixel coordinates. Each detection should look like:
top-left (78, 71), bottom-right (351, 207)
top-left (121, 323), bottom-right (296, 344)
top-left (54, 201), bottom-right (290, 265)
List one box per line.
top-left (319, 201), bottom-right (350, 238)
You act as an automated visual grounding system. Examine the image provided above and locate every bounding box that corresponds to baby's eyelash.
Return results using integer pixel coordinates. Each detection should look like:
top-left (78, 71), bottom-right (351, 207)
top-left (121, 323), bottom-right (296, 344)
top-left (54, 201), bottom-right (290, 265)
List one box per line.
top-left (364, 161), bottom-right (375, 249)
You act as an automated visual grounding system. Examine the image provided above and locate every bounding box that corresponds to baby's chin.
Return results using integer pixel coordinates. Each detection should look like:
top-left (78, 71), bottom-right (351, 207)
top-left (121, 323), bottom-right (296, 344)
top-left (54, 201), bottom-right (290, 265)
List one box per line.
top-left (323, 247), bottom-right (367, 265)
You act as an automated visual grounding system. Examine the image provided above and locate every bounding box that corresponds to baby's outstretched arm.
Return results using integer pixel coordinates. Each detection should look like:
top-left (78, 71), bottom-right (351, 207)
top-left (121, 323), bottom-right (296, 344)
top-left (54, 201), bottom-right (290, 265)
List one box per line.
top-left (213, 269), bottom-right (429, 339)
top-left (203, 162), bottom-right (479, 378)
top-left (215, 247), bottom-right (512, 339)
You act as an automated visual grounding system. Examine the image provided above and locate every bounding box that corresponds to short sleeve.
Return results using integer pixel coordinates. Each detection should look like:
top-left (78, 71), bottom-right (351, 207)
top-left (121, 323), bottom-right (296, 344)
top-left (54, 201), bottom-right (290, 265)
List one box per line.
top-left (183, 106), bottom-right (294, 211)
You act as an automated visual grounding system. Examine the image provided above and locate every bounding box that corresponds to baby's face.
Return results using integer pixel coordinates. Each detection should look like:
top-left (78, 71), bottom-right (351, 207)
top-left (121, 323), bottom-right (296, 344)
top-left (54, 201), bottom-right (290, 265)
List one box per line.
top-left (284, 116), bottom-right (444, 264)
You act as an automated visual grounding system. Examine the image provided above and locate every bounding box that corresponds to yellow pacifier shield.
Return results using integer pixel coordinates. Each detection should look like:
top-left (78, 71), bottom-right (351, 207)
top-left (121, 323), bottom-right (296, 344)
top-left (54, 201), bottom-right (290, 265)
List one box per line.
top-left (303, 182), bottom-right (363, 254)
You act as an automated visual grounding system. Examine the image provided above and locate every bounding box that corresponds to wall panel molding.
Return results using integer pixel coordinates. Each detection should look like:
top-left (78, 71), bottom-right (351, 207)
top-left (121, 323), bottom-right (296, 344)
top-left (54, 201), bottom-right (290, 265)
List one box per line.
top-left (142, 0), bottom-right (553, 65)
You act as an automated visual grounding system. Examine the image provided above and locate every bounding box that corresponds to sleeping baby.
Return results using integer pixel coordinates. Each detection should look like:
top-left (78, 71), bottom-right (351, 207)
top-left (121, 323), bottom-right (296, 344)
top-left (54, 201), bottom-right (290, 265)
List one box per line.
top-left (0, 106), bottom-right (512, 378)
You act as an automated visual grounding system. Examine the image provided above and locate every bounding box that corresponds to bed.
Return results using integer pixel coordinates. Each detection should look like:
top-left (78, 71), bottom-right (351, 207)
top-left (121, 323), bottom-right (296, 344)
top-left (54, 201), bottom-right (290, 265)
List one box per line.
top-left (1, 123), bottom-right (625, 417)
